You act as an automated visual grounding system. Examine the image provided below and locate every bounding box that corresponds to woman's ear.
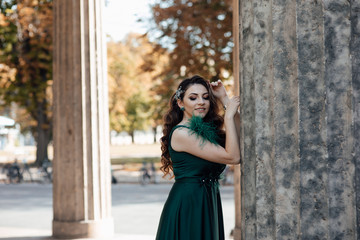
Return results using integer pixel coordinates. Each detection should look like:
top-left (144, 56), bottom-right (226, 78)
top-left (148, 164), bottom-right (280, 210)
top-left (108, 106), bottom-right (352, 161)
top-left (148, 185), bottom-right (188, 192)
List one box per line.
top-left (177, 99), bottom-right (183, 109)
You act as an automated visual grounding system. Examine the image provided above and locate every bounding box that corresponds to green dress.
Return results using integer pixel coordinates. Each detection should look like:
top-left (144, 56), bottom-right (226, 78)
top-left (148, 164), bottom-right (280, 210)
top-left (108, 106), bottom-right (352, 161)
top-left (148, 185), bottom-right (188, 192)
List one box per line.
top-left (156, 125), bottom-right (226, 240)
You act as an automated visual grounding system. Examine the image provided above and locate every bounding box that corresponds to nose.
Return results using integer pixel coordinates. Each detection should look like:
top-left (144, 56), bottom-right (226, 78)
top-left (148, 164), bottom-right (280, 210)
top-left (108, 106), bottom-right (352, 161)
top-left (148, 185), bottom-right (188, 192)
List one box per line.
top-left (198, 98), bottom-right (205, 105)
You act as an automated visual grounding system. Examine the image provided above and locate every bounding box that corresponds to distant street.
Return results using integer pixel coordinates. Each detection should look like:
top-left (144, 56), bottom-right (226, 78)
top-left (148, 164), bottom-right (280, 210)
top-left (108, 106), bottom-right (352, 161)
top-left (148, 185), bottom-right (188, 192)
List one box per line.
top-left (0, 144), bottom-right (162, 164)
top-left (0, 183), bottom-right (235, 239)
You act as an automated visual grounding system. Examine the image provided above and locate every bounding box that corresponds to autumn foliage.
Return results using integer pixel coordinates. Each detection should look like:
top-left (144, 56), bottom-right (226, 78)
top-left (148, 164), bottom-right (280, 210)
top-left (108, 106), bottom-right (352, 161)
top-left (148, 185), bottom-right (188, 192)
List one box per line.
top-left (0, 0), bottom-right (53, 166)
top-left (0, 0), bottom-right (234, 153)
top-left (144, 0), bottom-right (233, 83)
top-left (107, 33), bottom-right (169, 142)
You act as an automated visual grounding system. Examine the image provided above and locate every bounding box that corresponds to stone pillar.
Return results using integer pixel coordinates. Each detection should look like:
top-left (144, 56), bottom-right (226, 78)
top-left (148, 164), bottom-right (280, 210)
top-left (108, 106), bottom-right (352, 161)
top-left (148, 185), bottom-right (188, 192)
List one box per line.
top-left (232, 0), bottom-right (242, 239)
top-left (236, 0), bottom-right (360, 239)
top-left (52, 0), bottom-right (113, 238)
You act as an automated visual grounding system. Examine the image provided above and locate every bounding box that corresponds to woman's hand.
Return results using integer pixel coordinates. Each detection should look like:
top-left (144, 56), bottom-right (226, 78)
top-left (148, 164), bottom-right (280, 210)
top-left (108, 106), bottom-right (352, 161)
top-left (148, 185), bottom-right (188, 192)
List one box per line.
top-left (225, 96), bottom-right (240, 119)
top-left (210, 80), bottom-right (228, 104)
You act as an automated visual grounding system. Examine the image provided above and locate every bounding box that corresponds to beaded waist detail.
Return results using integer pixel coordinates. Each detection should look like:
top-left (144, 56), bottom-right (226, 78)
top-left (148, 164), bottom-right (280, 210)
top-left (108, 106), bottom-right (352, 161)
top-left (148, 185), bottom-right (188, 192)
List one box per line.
top-left (175, 176), bottom-right (220, 186)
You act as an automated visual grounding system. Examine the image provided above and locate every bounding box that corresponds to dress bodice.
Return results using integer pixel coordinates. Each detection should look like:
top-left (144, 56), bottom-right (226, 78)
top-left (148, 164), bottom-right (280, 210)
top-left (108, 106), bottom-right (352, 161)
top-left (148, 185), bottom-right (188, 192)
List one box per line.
top-left (169, 125), bottom-right (226, 181)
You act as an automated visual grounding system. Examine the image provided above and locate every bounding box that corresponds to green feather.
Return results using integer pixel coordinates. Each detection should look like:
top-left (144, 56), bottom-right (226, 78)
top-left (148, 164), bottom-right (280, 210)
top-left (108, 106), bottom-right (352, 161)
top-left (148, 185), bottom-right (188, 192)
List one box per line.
top-left (188, 116), bottom-right (220, 147)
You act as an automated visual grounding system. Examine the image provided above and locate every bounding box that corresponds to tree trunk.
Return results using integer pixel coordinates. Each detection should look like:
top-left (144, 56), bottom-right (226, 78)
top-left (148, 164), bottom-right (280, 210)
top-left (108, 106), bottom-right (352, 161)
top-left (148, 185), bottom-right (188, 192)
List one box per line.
top-left (35, 125), bottom-right (50, 167)
top-left (34, 98), bottom-right (51, 167)
top-left (153, 126), bottom-right (157, 143)
top-left (130, 131), bottom-right (135, 144)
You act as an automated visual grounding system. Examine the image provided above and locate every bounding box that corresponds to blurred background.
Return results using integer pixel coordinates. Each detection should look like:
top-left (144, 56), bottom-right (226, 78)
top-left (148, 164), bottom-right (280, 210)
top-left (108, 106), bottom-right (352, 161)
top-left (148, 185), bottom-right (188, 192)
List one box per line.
top-left (0, 0), bottom-right (235, 183)
top-left (0, 1), bottom-right (237, 238)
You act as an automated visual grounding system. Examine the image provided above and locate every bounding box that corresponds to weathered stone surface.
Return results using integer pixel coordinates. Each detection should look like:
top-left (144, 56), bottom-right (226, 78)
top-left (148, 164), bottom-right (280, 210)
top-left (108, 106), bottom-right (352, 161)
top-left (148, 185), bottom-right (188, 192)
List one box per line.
top-left (272, 0), bottom-right (300, 239)
top-left (236, 0), bottom-right (359, 239)
top-left (240, 0), bottom-right (256, 239)
top-left (350, 2), bottom-right (360, 239)
top-left (324, 1), bottom-right (356, 239)
top-left (253, 0), bottom-right (276, 239)
top-left (296, 1), bottom-right (329, 239)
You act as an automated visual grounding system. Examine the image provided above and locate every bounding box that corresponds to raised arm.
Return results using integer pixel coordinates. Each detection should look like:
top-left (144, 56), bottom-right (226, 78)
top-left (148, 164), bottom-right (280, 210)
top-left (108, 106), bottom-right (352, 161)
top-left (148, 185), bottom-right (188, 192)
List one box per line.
top-left (210, 80), bottom-right (241, 140)
top-left (171, 97), bottom-right (241, 165)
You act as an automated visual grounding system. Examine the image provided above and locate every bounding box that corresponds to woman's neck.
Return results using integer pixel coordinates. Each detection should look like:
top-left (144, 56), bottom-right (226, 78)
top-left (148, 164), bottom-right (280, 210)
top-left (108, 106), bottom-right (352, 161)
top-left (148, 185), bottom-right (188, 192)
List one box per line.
top-left (178, 116), bottom-right (190, 125)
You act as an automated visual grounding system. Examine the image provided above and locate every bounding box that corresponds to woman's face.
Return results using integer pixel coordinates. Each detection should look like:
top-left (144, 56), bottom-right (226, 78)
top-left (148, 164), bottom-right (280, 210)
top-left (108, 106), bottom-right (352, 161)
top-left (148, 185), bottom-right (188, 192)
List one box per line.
top-left (178, 84), bottom-right (210, 120)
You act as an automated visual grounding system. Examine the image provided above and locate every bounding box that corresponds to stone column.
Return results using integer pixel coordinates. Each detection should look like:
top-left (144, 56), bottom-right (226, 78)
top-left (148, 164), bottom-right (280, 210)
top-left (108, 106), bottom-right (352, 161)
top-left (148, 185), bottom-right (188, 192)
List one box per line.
top-left (52, 0), bottom-right (113, 238)
top-left (232, 0), bottom-right (242, 239)
top-left (235, 0), bottom-right (360, 239)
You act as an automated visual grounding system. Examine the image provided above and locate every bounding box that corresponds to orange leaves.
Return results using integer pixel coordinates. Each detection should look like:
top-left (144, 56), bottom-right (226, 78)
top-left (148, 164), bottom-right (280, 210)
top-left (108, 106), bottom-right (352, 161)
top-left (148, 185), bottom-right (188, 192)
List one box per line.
top-left (0, 0), bottom-right (52, 127)
top-left (0, 12), bottom-right (9, 27)
top-left (0, 64), bottom-right (16, 89)
top-left (148, 0), bottom-right (233, 81)
top-left (17, 0), bottom-right (52, 40)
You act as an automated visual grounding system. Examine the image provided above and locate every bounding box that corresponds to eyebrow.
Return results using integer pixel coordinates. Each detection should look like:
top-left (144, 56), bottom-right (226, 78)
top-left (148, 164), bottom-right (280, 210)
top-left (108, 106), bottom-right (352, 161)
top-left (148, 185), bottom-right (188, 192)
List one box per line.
top-left (188, 92), bottom-right (209, 95)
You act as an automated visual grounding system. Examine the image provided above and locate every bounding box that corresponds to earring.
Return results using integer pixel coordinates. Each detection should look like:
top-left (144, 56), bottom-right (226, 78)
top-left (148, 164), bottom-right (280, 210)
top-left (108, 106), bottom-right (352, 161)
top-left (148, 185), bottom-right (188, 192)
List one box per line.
top-left (180, 107), bottom-right (185, 111)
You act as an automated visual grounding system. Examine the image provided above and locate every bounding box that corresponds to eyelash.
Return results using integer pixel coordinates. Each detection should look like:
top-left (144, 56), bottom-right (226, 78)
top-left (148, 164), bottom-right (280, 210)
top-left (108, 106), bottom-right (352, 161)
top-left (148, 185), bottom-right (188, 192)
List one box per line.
top-left (189, 96), bottom-right (209, 101)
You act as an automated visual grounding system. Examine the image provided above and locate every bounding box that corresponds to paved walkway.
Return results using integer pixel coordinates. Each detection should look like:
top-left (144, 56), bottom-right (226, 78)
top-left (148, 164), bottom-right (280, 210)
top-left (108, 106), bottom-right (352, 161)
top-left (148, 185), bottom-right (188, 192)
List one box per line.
top-left (0, 183), bottom-right (235, 240)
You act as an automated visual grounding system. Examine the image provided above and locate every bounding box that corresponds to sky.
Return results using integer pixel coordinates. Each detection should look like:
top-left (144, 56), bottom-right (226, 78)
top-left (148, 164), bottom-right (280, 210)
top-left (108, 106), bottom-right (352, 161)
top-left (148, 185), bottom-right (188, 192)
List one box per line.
top-left (103, 0), bottom-right (155, 42)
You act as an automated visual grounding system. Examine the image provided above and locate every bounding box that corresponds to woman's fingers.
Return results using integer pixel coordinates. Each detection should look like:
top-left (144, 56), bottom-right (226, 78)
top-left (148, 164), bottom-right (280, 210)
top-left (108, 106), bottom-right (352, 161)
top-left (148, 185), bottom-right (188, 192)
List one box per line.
top-left (229, 96), bottom-right (240, 105)
top-left (210, 79), bottom-right (222, 87)
top-left (233, 96), bottom-right (240, 104)
top-left (226, 96), bottom-right (240, 116)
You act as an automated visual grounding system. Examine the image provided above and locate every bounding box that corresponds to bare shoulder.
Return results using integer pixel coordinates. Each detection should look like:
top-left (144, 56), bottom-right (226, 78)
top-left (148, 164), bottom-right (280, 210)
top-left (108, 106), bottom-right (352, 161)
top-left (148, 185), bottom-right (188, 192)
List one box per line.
top-left (171, 126), bottom-right (190, 142)
top-left (171, 126), bottom-right (193, 151)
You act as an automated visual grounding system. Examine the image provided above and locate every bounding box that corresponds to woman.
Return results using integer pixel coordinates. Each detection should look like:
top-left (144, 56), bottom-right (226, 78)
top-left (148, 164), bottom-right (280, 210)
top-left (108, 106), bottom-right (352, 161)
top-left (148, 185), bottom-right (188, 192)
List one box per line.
top-left (156, 75), bottom-right (241, 240)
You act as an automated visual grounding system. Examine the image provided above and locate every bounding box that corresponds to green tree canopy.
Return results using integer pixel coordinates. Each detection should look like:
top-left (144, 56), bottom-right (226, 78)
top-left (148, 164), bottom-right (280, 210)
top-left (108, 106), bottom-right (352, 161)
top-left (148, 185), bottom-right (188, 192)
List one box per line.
top-left (123, 91), bottom-right (151, 143)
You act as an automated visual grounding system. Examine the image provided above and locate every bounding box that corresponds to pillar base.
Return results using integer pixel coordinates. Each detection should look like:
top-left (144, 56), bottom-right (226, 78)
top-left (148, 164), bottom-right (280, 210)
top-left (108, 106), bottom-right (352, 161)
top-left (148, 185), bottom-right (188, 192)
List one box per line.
top-left (53, 218), bottom-right (114, 239)
top-left (232, 226), bottom-right (241, 240)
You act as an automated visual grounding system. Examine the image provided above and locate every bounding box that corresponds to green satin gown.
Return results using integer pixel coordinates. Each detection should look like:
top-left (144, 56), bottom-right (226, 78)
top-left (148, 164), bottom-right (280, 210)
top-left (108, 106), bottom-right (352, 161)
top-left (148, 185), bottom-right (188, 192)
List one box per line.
top-left (156, 125), bottom-right (226, 240)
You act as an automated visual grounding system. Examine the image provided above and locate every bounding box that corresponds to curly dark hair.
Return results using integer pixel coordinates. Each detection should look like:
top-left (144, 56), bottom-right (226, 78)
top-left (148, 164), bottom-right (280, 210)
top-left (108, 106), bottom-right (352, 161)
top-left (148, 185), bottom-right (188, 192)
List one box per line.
top-left (160, 75), bottom-right (225, 178)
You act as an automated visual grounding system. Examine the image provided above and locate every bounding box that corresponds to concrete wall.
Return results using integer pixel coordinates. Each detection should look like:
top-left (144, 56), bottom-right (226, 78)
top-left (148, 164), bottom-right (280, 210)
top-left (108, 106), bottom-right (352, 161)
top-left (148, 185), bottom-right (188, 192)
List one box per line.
top-left (237, 1), bottom-right (359, 239)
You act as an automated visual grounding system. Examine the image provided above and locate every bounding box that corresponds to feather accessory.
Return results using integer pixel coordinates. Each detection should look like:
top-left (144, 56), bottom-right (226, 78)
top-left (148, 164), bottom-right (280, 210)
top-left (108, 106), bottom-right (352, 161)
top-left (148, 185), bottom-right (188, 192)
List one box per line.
top-left (188, 116), bottom-right (220, 146)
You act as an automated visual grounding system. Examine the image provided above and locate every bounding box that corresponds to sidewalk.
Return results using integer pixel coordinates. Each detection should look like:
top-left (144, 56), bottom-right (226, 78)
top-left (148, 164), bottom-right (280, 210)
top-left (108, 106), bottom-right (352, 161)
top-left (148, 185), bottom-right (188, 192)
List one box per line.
top-left (0, 227), bottom-right (155, 240)
top-left (0, 144), bottom-right (235, 239)
top-left (0, 183), bottom-right (235, 240)
top-left (0, 166), bottom-right (234, 185)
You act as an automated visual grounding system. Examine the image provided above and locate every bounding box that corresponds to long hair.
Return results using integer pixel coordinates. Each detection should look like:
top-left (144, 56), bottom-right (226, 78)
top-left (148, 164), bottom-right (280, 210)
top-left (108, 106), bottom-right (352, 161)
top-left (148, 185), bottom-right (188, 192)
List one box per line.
top-left (160, 75), bottom-right (225, 178)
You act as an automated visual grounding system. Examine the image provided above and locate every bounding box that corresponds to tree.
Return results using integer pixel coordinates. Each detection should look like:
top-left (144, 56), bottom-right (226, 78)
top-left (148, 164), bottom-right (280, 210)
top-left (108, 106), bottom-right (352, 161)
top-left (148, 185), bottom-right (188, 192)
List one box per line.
top-left (140, 39), bottom-right (171, 142)
top-left (0, 0), bottom-right (53, 166)
top-left (107, 33), bottom-right (168, 142)
top-left (147, 72), bottom-right (176, 141)
top-left (107, 39), bottom-right (137, 134)
top-left (124, 91), bottom-right (151, 143)
top-left (138, 0), bottom-right (233, 128)
top-left (145, 0), bottom-right (233, 82)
